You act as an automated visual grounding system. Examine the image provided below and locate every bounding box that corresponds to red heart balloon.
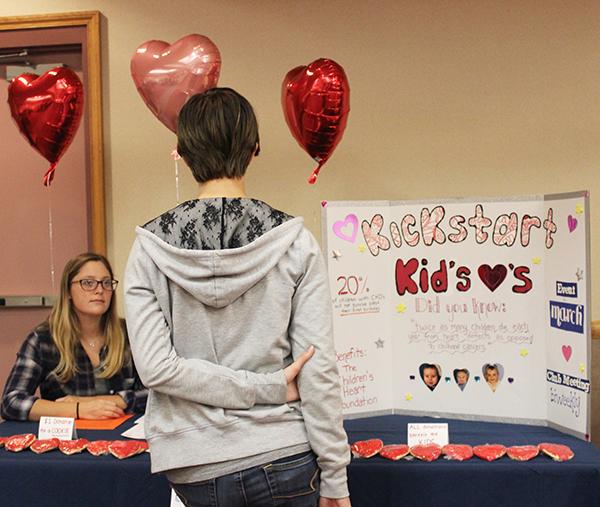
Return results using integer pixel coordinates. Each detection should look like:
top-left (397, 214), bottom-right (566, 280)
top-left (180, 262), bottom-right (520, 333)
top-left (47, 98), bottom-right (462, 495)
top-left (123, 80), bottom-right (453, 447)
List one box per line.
top-left (131, 34), bottom-right (221, 133)
top-left (8, 67), bottom-right (84, 186)
top-left (282, 58), bottom-right (350, 184)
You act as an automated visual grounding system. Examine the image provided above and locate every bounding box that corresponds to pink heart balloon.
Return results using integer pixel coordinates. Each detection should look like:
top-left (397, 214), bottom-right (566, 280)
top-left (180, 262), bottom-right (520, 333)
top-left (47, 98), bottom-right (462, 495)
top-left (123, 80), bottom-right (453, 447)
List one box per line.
top-left (130, 34), bottom-right (221, 133)
top-left (282, 58), bottom-right (350, 184)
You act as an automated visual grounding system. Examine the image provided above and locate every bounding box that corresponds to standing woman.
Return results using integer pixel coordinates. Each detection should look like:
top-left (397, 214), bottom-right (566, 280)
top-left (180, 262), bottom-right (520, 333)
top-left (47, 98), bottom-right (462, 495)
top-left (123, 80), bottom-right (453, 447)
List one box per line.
top-left (1, 253), bottom-right (146, 421)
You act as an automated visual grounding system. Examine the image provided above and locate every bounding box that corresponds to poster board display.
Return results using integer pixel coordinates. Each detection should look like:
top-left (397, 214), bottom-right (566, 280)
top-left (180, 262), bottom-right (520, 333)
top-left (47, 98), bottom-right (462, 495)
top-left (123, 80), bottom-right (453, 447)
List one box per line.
top-left (323, 192), bottom-right (590, 440)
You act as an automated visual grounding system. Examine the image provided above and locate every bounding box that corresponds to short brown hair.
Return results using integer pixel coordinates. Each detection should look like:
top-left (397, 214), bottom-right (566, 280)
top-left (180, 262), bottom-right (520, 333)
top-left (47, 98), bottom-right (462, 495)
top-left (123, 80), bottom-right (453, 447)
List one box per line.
top-left (177, 87), bottom-right (259, 183)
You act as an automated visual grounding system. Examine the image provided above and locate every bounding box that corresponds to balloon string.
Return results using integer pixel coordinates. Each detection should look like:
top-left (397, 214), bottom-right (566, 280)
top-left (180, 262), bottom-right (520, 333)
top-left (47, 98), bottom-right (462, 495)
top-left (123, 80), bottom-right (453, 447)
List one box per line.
top-left (308, 160), bottom-right (325, 185)
top-left (43, 163), bottom-right (57, 187)
top-left (171, 149), bottom-right (181, 204)
top-left (175, 158), bottom-right (181, 204)
top-left (47, 186), bottom-right (56, 291)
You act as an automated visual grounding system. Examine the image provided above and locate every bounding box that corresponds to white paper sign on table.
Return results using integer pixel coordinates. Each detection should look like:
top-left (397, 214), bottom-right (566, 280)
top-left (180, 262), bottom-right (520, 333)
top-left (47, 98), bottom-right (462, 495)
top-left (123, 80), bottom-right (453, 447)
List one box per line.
top-left (38, 416), bottom-right (76, 440)
top-left (407, 423), bottom-right (449, 447)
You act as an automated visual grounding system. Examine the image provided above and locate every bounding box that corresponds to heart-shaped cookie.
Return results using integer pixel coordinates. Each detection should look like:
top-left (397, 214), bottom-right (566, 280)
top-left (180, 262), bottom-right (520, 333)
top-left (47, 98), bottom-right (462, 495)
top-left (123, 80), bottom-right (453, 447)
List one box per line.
top-left (351, 438), bottom-right (384, 458)
top-left (109, 440), bottom-right (149, 459)
top-left (4, 433), bottom-right (36, 452)
top-left (131, 34), bottom-right (221, 132)
top-left (410, 443), bottom-right (442, 462)
top-left (380, 444), bottom-right (410, 461)
top-left (59, 438), bottom-right (90, 455)
top-left (87, 440), bottom-right (112, 456)
top-left (473, 444), bottom-right (506, 461)
top-left (30, 438), bottom-right (60, 454)
top-left (506, 445), bottom-right (539, 461)
top-left (538, 443), bottom-right (574, 462)
top-left (442, 444), bottom-right (473, 461)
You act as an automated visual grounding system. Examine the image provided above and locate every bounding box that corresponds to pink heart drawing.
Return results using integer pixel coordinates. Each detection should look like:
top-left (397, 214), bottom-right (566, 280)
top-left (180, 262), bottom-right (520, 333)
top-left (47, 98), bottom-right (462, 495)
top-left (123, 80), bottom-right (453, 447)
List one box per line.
top-left (567, 215), bottom-right (578, 233)
top-left (562, 345), bottom-right (572, 362)
top-left (333, 214), bottom-right (358, 243)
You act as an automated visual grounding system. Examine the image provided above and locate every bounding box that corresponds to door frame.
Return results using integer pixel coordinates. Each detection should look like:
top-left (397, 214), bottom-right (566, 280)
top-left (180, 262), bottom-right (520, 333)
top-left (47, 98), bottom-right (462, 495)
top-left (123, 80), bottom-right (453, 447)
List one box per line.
top-left (0, 11), bottom-right (106, 254)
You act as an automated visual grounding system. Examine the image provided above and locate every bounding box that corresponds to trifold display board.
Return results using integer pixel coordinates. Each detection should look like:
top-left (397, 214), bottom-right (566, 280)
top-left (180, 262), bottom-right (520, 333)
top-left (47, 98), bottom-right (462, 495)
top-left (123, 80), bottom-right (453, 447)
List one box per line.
top-left (322, 192), bottom-right (591, 440)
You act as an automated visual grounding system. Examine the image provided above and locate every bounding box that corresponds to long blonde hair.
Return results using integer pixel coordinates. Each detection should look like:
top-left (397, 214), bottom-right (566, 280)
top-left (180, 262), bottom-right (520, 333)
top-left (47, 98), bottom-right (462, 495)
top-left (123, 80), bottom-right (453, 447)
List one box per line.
top-left (42, 253), bottom-right (126, 382)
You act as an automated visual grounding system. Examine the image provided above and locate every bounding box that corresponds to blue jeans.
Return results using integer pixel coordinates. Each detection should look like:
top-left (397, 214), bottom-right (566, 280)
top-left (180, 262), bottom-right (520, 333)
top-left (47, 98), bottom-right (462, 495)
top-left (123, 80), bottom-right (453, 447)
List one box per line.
top-left (171, 451), bottom-right (320, 507)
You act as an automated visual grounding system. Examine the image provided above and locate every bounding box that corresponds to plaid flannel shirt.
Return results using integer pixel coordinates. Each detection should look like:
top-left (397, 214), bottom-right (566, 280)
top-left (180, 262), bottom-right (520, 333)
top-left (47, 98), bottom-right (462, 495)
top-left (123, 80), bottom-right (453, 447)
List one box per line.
top-left (1, 328), bottom-right (147, 421)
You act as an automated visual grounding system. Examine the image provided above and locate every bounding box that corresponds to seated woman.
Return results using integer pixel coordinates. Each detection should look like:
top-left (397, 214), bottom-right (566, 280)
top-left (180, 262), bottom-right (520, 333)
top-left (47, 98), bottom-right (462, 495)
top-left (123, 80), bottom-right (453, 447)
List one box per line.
top-left (1, 253), bottom-right (146, 421)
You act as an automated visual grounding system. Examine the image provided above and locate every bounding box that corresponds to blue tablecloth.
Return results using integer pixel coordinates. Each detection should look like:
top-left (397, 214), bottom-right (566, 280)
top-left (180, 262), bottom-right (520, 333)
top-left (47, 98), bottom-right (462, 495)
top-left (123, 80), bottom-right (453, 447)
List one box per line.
top-left (0, 417), bottom-right (170, 507)
top-left (2, 414), bottom-right (600, 506)
top-left (345, 415), bottom-right (600, 507)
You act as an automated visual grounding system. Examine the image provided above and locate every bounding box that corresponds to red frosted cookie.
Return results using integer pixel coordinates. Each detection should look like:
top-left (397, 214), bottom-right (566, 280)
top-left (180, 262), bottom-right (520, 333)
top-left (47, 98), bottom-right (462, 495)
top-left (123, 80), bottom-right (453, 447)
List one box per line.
top-left (5, 434), bottom-right (36, 452)
top-left (380, 444), bottom-right (410, 461)
top-left (108, 440), bottom-right (148, 459)
top-left (31, 438), bottom-right (60, 454)
top-left (87, 440), bottom-right (112, 456)
top-left (351, 439), bottom-right (384, 458)
top-left (538, 443), bottom-right (574, 462)
top-left (473, 444), bottom-right (506, 461)
top-left (506, 445), bottom-right (539, 461)
top-left (442, 444), bottom-right (473, 461)
top-left (410, 443), bottom-right (442, 462)
top-left (59, 438), bottom-right (89, 455)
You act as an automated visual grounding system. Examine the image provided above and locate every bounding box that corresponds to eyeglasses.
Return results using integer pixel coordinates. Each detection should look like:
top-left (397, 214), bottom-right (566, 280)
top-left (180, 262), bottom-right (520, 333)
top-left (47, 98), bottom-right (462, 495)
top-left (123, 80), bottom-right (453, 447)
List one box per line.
top-left (71, 278), bottom-right (118, 291)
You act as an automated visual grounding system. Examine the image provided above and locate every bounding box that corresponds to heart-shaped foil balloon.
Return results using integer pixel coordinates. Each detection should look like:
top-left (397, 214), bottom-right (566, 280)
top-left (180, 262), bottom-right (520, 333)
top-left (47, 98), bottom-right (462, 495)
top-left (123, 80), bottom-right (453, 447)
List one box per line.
top-left (131, 34), bottom-right (221, 133)
top-left (282, 58), bottom-right (350, 184)
top-left (8, 67), bottom-right (84, 186)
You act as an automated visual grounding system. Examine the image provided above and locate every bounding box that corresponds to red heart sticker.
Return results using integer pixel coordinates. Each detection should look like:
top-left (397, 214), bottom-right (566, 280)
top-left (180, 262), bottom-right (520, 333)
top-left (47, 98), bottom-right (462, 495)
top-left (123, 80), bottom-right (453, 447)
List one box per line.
top-left (109, 440), bottom-right (149, 459)
top-left (380, 444), bottom-right (410, 461)
top-left (351, 438), bottom-right (384, 458)
top-left (506, 445), bottom-right (539, 461)
top-left (477, 264), bottom-right (507, 292)
top-left (442, 444), bottom-right (473, 461)
top-left (410, 443), bottom-right (442, 462)
top-left (538, 443), bottom-right (574, 462)
top-left (473, 444), bottom-right (506, 461)
top-left (59, 438), bottom-right (90, 455)
top-left (30, 438), bottom-right (60, 454)
top-left (5, 433), bottom-right (36, 452)
top-left (87, 440), bottom-right (112, 456)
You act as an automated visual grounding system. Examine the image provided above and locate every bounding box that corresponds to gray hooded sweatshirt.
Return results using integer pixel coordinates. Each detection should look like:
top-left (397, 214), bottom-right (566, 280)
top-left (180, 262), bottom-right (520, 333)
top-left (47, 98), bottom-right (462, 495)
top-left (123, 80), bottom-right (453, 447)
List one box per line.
top-left (124, 198), bottom-right (350, 498)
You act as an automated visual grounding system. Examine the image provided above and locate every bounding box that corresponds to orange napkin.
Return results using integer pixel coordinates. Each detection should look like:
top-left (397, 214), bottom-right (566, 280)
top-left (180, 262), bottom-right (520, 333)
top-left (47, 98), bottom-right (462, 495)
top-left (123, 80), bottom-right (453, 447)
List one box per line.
top-left (75, 414), bottom-right (133, 430)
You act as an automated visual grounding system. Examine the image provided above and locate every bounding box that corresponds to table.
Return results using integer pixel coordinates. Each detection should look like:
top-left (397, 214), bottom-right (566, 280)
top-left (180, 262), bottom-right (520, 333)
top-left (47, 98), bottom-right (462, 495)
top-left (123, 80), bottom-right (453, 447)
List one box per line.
top-left (345, 415), bottom-right (600, 507)
top-left (2, 415), bottom-right (600, 506)
top-left (0, 418), bottom-right (170, 507)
